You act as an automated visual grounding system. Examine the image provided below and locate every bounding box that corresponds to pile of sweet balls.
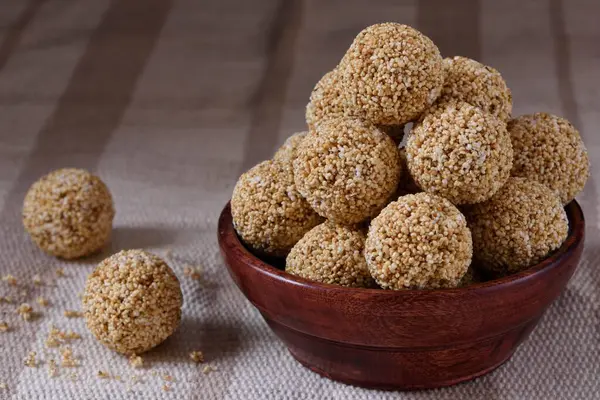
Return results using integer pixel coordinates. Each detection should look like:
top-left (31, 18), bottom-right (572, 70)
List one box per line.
top-left (231, 23), bottom-right (590, 290)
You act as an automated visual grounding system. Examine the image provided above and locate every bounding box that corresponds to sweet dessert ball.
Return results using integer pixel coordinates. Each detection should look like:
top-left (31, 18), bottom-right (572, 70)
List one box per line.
top-left (83, 250), bottom-right (183, 354)
top-left (286, 222), bottom-right (375, 288)
top-left (22, 168), bottom-right (115, 259)
top-left (338, 23), bottom-right (444, 125)
top-left (273, 131), bottom-right (307, 167)
top-left (231, 160), bottom-right (322, 257)
top-left (440, 56), bottom-right (512, 122)
top-left (406, 100), bottom-right (513, 205)
top-left (365, 193), bottom-right (472, 289)
top-left (305, 70), bottom-right (347, 129)
top-left (465, 178), bottom-right (568, 277)
top-left (508, 113), bottom-right (589, 205)
top-left (293, 117), bottom-right (401, 224)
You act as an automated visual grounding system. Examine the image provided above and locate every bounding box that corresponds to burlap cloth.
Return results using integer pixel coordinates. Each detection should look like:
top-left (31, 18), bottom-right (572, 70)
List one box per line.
top-left (0, 0), bottom-right (598, 398)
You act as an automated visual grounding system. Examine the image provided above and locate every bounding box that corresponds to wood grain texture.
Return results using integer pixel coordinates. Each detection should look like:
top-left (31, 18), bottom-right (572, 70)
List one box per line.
top-left (218, 201), bottom-right (584, 389)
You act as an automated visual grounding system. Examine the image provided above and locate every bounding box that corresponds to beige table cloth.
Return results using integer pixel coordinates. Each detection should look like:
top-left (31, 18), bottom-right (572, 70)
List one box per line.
top-left (0, 0), bottom-right (598, 398)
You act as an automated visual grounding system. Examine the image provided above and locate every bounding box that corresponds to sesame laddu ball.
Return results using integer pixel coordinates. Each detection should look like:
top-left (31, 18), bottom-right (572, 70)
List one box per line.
top-left (83, 250), bottom-right (183, 354)
top-left (338, 23), bottom-right (444, 125)
top-left (22, 168), bottom-right (115, 259)
top-left (406, 100), bottom-right (513, 205)
top-left (440, 56), bottom-right (513, 122)
top-left (508, 113), bottom-right (590, 205)
top-left (365, 193), bottom-right (472, 289)
top-left (286, 222), bottom-right (375, 288)
top-left (293, 117), bottom-right (401, 225)
top-left (305, 69), bottom-right (347, 129)
top-left (465, 178), bottom-right (568, 277)
top-left (231, 160), bottom-right (322, 257)
top-left (273, 131), bottom-right (307, 167)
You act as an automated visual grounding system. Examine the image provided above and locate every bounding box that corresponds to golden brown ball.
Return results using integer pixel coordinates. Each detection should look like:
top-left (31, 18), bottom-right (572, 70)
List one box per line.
top-left (440, 56), bottom-right (512, 122)
top-left (286, 222), bottom-right (375, 288)
top-left (365, 193), bottom-right (472, 289)
top-left (232, 160), bottom-right (322, 257)
top-left (305, 70), bottom-right (347, 129)
top-left (83, 250), bottom-right (183, 354)
top-left (465, 177), bottom-right (569, 276)
top-left (22, 168), bottom-right (115, 259)
top-left (406, 100), bottom-right (513, 205)
top-left (273, 131), bottom-right (307, 168)
top-left (338, 23), bottom-right (444, 125)
top-left (293, 117), bottom-right (401, 225)
top-left (508, 113), bottom-right (589, 205)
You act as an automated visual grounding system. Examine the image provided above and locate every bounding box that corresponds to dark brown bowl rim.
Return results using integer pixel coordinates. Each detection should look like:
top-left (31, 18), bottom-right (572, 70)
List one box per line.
top-left (219, 200), bottom-right (584, 296)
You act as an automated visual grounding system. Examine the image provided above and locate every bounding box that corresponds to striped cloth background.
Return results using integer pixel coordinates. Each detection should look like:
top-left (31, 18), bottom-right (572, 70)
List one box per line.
top-left (0, 0), bottom-right (598, 398)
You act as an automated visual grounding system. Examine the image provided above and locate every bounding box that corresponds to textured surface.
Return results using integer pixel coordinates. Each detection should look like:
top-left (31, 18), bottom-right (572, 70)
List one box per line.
top-left (0, 0), bottom-right (598, 399)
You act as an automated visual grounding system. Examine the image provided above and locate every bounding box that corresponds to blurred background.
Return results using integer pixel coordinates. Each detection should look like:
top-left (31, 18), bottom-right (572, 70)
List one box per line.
top-left (0, 0), bottom-right (598, 399)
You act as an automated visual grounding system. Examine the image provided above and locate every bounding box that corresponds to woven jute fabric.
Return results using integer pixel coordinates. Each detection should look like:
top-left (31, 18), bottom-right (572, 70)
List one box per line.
top-left (0, 0), bottom-right (598, 398)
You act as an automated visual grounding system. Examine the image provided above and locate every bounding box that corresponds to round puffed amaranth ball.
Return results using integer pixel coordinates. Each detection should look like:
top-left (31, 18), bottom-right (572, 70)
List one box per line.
top-left (305, 69), bottom-right (347, 129)
top-left (365, 193), bottom-right (472, 289)
top-left (406, 100), bottom-right (513, 205)
top-left (22, 168), bottom-right (115, 259)
top-left (83, 250), bottom-right (183, 354)
top-left (465, 177), bottom-right (569, 277)
top-left (293, 117), bottom-right (402, 225)
top-left (231, 160), bottom-right (322, 257)
top-left (273, 131), bottom-right (307, 167)
top-left (304, 69), bottom-right (406, 145)
top-left (286, 222), bottom-right (375, 288)
top-left (440, 56), bottom-right (513, 122)
top-left (508, 113), bottom-right (590, 205)
top-left (338, 23), bottom-right (444, 125)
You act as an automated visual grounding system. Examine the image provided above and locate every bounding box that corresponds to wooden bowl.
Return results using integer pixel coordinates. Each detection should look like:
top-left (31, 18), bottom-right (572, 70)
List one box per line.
top-left (217, 201), bottom-right (584, 390)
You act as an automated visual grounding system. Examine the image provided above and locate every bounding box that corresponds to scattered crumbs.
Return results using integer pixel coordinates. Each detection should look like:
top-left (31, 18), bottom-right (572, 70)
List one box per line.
top-left (150, 371), bottom-right (158, 377)
top-left (183, 265), bottom-right (202, 281)
top-left (129, 354), bottom-right (143, 368)
top-left (63, 310), bottom-right (83, 318)
top-left (114, 375), bottom-right (122, 381)
top-left (2, 274), bottom-right (17, 286)
top-left (65, 331), bottom-right (81, 340)
top-left (163, 374), bottom-right (174, 382)
top-left (0, 296), bottom-right (13, 304)
top-left (16, 303), bottom-right (33, 321)
top-left (61, 347), bottom-right (78, 367)
top-left (130, 374), bottom-right (143, 384)
top-left (56, 268), bottom-right (66, 277)
top-left (202, 365), bottom-right (217, 375)
top-left (69, 372), bottom-right (78, 382)
top-left (32, 275), bottom-right (43, 285)
top-left (24, 351), bottom-right (37, 367)
top-left (162, 384), bottom-right (171, 392)
top-left (189, 350), bottom-right (204, 364)
top-left (97, 370), bottom-right (110, 379)
top-left (0, 382), bottom-right (7, 390)
top-left (0, 322), bottom-right (8, 332)
top-left (47, 325), bottom-right (83, 348)
top-left (46, 326), bottom-right (61, 348)
top-left (48, 359), bottom-right (58, 377)
top-left (37, 297), bottom-right (49, 307)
